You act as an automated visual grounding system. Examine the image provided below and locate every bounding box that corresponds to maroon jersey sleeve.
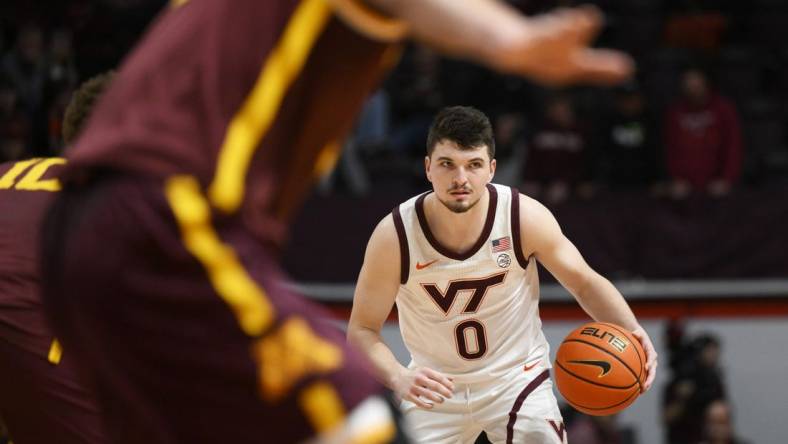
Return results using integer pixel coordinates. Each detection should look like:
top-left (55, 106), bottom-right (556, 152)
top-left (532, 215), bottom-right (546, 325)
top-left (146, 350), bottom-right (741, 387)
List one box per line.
top-left (64, 0), bottom-right (398, 245)
top-left (65, 0), bottom-right (297, 178)
top-left (0, 158), bottom-right (65, 357)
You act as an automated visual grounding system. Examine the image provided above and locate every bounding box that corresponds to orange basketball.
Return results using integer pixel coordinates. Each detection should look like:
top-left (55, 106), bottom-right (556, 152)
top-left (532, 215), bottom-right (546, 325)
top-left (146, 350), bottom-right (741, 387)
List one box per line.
top-left (554, 322), bottom-right (645, 416)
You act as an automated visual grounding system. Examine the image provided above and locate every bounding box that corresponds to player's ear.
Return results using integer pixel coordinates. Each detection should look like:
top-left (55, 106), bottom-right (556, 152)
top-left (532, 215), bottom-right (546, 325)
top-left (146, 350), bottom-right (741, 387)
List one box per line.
top-left (489, 158), bottom-right (496, 180)
top-left (425, 156), bottom-right (432, 181)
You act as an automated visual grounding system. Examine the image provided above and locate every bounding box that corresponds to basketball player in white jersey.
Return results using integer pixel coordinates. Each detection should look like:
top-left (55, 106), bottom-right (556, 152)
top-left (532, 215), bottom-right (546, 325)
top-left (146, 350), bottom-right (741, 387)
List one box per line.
top-left (348, 106), bottom-right (657, 443)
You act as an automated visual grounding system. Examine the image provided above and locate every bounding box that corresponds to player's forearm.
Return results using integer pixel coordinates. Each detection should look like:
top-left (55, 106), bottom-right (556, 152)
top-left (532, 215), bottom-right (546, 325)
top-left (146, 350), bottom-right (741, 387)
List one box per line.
top-left (574, 273), bottom-right (640, 331)
top-left (347, 326), bottom-right (407, 390)
top-left (364, 0), bottom-right (526, 69)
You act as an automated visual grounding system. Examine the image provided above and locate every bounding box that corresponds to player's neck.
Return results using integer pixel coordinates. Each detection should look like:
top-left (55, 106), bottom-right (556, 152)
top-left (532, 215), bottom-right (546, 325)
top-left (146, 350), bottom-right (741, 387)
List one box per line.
top-left (424, 187), bottom-right (490, 253)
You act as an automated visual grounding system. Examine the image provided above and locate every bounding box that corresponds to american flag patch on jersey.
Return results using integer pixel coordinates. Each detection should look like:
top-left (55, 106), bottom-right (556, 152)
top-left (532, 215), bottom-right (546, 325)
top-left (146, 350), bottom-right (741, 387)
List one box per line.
top-left (491, 236), bottom-right (512, 253)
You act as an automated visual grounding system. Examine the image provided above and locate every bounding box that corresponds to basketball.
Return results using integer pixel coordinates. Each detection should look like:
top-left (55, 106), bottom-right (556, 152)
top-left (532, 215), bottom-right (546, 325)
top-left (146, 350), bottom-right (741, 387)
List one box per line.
top-left (554, 322), bottom-right (645, 416)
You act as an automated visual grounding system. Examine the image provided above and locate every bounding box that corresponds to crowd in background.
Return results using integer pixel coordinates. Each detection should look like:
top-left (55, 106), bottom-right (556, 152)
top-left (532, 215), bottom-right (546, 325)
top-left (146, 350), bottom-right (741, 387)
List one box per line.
top-left (659, 320), bottom-right (750, 444)
top-left (0, 0), bottom-right (162, 161)
top-left (1, 1), bottom-right (786, 443)
top-left (331, 0), bottom-right (788, 201)
top-left (3, 0), bottom-right (788, 202)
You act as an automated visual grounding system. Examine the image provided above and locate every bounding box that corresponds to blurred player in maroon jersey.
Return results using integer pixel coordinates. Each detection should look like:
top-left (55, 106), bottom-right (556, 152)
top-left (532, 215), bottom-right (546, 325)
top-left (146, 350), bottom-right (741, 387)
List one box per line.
top-left (38, 0), bottom-right (633, 443)
top-left (0, 72), bottom-right (113, 444)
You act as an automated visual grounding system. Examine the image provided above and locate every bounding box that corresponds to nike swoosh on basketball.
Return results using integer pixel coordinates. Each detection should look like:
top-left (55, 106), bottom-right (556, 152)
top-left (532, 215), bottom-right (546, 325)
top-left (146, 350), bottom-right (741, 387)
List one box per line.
top-left (523, 360), bottom-right (541, 372)
top-left (415, 259), bottom-right (439, 270)
top-left (568, 360), bottom-right (612, 377)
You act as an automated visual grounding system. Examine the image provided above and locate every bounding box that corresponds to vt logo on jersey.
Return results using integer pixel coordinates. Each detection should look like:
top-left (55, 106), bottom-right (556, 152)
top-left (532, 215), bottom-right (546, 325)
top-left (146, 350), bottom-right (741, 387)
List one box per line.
top-left (420, 272), bottom-right (508, 360)
top-left (420, 272), bottom-right (507, 314)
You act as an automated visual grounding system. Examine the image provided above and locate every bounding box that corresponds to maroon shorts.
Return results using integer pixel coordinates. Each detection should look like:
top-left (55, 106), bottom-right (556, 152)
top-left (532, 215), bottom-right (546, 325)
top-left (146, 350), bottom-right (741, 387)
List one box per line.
top-left (40, 174), bottom-right (398, 443)
top-left (0, 337), bottom-right (105, 444)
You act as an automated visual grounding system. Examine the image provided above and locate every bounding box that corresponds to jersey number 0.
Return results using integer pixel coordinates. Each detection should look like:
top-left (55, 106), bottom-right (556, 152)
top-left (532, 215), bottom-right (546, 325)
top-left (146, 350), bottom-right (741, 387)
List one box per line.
top-left (420, 272), bottom-right (506, 360)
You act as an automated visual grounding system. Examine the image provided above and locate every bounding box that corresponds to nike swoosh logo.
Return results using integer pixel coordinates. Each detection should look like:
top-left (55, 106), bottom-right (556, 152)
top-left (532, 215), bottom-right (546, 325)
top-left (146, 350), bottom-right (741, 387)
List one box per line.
top-left (415, 259), bottom-right (439, 270)
top-left (524, 360), bottom-right (541, 372)
top-left (568, 360), bottom-right (612, 377)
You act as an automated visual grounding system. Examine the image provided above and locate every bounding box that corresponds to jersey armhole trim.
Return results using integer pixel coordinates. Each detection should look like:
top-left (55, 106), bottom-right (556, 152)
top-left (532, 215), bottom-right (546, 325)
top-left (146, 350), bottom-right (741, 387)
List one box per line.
top-left (510, 187), bottom-right (530, 269)
top-left (328, 0), bottom-right (409, 42)
top-left (392, 205), bottom-right (409, 284)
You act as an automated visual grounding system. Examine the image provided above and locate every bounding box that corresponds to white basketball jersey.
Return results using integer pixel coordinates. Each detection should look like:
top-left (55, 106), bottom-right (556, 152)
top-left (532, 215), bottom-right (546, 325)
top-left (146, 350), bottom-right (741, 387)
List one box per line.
top-left (392, 184), bottom-right (550, 382)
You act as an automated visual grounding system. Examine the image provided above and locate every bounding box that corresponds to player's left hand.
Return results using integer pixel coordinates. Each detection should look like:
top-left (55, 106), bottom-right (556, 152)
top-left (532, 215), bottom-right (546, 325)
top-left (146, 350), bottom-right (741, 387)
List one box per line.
top-left (631, 326), bottom-right (657, 392)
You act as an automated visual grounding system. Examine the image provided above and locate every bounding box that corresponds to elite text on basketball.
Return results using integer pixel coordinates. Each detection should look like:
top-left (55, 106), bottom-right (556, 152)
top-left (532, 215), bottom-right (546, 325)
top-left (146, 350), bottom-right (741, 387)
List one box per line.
top-left (579, 327), bottom-right (629, 353)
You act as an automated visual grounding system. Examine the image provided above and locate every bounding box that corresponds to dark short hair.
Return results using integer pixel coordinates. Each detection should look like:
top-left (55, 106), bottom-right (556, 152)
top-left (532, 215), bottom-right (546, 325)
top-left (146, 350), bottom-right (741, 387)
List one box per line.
top-left (426, 106), bottom-right (495, 160)
top-left (62, 71), bottom-right (115, 145)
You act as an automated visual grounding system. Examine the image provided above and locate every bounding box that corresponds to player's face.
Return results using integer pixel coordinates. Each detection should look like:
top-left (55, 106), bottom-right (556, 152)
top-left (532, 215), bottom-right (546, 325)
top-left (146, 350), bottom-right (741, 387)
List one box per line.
top-left (425, 141), bottom-right (495, 214)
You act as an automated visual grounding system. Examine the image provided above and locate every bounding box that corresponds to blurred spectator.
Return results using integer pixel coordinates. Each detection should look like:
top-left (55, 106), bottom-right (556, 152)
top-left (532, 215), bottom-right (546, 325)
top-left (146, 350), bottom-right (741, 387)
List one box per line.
top-left (1, 24), bottom-right (47, 114)
top-left (665, 0), bottom-right (740, 15)
top-left (39, 29), bottom-right (78, 155)
top-left (697, 399), bottom-right (750, 444)
top-left (664, 12), bottom-right (728, 52)
top-left (665, 318), bottom-right (688, 374)
top-left (594, 81), bottom-right (661, 191)
top-left (0, 125), bottom-right (28, 162)
top-left (386, 46), bottom-right (445, 157)
top-left (354, 90), bottom-right (390, 152)
top-left (46, 86), bottom-right (74, 152)
top-left (0, 415), bottom-right (8, 444)
top-left (494, 112), bottom-right (527, 161)
top-left (45, 29), bottom-right (77, 93)
top-left (0, 77), bottom-right (20, 121)
top-left (566, 413), bottom-right (636, 444)
top-left (664, 67), bottom-right (743, 199)
top-left (489, 112), bottom-right (528, 186)
top-left (663, 333), bottom-right (727, 444)
top-left (1, 23), bottom-right (69, 157)
top-left (522, 93), bottom-right (593, 205)
top-left (0, 76), bottom-right (30, 161)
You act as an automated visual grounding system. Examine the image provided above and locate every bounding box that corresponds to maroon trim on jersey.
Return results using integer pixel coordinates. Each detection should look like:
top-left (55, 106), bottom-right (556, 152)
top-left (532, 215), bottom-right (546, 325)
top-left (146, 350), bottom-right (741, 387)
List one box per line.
top-left (392, 205), bottom-right (409, 284)
top-left (506, 369), bottom-right (550, 444)
top-left (547, 419), bottom-right (566, 441)
top-left (415, 184), bottom-right (497, 261)
top-left (509, 187), bottom-right (530, 269)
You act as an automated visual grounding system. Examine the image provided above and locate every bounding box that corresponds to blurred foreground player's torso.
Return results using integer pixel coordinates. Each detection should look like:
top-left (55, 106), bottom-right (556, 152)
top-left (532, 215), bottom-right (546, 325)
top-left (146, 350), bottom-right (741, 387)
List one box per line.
top-left (0, 157), bottom-right (106, 444)
top-left (39, 0), bottom-right (406, 443)
top-left (64, 0), bottom-right (397, 244)
top-left (0, 158), bottom-right (64, 354)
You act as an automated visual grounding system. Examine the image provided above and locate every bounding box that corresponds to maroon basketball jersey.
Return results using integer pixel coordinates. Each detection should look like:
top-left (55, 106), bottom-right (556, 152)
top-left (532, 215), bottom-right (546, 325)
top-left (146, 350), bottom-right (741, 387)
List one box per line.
top-left (0, 157), bottom-right (65, 357)
top-left (64, 0), bottom-right (397, 245)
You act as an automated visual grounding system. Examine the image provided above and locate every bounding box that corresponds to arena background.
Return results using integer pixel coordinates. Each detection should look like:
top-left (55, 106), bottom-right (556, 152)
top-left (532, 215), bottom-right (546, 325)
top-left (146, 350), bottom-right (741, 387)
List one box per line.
top-left (2, 0), bottom-right (788, 443)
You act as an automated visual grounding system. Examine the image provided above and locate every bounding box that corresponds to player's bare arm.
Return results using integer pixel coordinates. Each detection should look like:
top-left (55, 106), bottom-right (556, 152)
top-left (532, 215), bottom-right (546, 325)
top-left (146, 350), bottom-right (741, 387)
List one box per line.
top-left (348, 215), bottom-right (455, 409)
top-left (517, 194), bottom-right (658, 391)
top-left (362, 0), bottom-right (632, 85)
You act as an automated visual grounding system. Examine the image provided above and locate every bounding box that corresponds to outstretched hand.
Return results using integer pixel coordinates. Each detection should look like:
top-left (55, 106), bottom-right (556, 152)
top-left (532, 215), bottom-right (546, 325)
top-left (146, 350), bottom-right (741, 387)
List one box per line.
top-left (494, 5), bottom-right (633, 85)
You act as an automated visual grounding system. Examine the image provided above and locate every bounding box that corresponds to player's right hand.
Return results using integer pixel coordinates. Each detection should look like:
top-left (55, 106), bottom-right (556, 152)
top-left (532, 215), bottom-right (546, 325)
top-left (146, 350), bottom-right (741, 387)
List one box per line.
top-left (393, 367), bottom-right (454, 409)
top-left (491, 5), bottom-right (633, 86)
